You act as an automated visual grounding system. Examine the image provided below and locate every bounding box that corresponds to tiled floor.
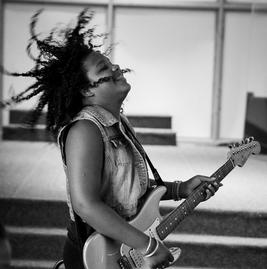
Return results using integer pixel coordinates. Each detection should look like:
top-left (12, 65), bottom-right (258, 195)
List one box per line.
top-left (0, 141), bottom-right (266, 213)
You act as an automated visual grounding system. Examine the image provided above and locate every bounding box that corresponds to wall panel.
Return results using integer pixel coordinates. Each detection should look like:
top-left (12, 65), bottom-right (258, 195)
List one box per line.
top-left (114, 8), bottom-right (215, 139)
top-left (220, 12), bottom-right (267, 139)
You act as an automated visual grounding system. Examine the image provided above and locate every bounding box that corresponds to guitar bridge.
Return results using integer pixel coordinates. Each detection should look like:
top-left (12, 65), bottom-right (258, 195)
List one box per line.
top-left (118, 255), bottom-right (132, 269)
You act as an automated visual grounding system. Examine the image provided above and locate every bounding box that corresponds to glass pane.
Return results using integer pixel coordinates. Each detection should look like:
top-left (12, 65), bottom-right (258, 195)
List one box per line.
top-left (114, 8), bottom-right (215, 138)
top-left (114, 0), bottom-right (216, 3)
top-left (227, 0), bottom-right (267, 3)
top-left (221, 12), bottom-right (267, 139)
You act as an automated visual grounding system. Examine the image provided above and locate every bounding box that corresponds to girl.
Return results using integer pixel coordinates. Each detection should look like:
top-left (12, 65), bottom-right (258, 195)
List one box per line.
top-left (1, 9), bottom-right (220, 269)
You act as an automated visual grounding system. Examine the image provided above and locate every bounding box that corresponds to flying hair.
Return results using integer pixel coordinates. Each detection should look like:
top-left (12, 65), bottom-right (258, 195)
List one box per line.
top-left (0, 8), bottom-right (130, 140)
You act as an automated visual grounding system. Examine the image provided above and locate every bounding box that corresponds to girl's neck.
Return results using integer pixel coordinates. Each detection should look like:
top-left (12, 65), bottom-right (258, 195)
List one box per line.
top-left (83, 100), bottom-right (121, 120)
top-left (97, 103), bottom-right (121, 120)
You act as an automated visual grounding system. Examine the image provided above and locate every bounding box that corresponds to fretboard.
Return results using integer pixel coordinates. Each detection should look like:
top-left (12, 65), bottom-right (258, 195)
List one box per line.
top-left (156, 158), bottom-right (235, 240)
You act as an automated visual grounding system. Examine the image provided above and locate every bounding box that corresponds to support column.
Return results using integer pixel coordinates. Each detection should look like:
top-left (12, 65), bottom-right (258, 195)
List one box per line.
top-left (106, 0), bottom-right (114, 60)
top-left (211, 0), bottom-right (225, 142)
top-left (0, 0), bottom-right (4, 141)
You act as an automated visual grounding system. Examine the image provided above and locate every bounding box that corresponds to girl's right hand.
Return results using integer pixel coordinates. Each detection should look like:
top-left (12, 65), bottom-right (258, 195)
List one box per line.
top-left (145, 240), bottom-right (174, 269)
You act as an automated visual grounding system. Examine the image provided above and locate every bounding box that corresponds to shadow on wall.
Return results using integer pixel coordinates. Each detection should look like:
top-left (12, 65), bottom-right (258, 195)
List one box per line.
top-left (245, 92), bottom-right (267, 154)
top-left (0, 222), bottom-right (12, 268)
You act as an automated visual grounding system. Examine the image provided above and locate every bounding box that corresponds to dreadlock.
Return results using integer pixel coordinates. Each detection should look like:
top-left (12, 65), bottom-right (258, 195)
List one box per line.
top-left (0, 9), bottom-right (129, 140)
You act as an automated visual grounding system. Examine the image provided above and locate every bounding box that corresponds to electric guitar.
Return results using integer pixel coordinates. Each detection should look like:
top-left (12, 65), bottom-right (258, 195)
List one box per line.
top-left (83, 137), bottom-right (261, 269)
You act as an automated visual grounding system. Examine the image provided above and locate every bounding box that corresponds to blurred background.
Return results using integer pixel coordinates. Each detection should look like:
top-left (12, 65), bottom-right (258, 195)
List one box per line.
top-left (0, 0), bottom-right (266, 269)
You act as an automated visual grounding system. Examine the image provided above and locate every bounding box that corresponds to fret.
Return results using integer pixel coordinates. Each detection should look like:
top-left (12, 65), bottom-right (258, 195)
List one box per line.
top-left (157, 184), bottom-right (206, 240)
top-left (156, 158), bottom-right (236, 241)
top-left (212, 159), bottom-right (235, 183)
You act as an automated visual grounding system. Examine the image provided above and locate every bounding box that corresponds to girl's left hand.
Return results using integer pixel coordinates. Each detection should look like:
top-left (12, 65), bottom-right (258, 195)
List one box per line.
top-left (179, 175), bottom-right (222, 200)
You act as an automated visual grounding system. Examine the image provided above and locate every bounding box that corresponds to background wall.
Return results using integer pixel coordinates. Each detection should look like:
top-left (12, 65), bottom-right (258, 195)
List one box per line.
top-left (221, 11), bottom-right (267, 139)
top-left (113, 8), bottom-right (214, 138)
top-left (1, 0), bottom-right (267, 142)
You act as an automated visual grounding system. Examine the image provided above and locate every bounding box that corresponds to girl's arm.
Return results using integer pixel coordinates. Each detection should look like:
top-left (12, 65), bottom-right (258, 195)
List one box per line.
top-left (65, 119), bottom-right (149, 250)
top-left (150, 177), bottom-right (221, 201)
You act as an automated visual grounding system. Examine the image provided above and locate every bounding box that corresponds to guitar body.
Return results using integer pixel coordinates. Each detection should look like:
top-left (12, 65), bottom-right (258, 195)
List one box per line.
top-left (83, 186), bottom-right (180, 269)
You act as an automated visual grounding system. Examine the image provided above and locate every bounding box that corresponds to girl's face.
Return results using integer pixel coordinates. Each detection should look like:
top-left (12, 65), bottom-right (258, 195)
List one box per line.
top-left (82, 51), bottom-right (131, 103)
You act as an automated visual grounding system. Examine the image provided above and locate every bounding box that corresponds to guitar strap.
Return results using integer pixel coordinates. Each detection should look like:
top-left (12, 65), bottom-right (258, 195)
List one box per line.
top-left (73, 212), bottom-right (89, 255)
top-left (121, 117), bottom-right (166, 187)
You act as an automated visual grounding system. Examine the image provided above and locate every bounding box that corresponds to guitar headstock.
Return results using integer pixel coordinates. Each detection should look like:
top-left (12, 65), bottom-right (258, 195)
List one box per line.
top-left (227, 137), bottom-right (261, 167)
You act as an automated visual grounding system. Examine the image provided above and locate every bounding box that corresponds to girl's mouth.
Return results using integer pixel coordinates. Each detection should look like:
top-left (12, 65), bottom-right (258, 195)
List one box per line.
top-left (113, 68), bottom-right (131, 82)
top-left (89, 68), bottom-right (131, 88)
top-left (114, 73), bottom-right (125, 81)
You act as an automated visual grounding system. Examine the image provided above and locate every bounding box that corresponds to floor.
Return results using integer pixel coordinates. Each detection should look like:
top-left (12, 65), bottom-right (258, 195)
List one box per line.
top-left (0, 140), bottom-right (266, 213)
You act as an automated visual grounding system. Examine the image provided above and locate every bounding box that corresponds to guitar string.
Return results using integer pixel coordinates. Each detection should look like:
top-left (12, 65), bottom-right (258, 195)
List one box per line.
top-left (156, 159), bottom-right (235, 239)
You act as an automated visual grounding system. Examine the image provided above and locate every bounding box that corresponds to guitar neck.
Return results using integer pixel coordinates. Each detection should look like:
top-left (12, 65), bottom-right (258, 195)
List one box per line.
top-left (156, 158), bottom-right (235, 241)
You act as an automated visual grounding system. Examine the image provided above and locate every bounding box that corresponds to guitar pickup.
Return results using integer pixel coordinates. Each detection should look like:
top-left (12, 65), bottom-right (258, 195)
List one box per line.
top-left (129, 249), bottom-right (144, 268)
top-left (118, 255), bottom-right (132, 269)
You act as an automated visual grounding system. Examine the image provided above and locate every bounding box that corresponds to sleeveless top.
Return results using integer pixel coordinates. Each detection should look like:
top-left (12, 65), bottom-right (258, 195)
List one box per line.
top-left (57, 105), bottom-right (150, 221)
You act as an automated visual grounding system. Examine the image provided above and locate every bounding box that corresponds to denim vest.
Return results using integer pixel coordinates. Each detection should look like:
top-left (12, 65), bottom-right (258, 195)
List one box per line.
top-left (57, 105), bottom-right (149, 221)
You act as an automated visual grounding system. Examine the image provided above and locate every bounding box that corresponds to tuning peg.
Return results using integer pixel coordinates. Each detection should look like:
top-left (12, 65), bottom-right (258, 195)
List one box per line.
top-left (249, 136), bottom-right (254, 142)
top-left (228, 143), bottom-right (233, 149)
top-left (229, 142), bottom-right (236, 148)
top-left (245, 137), bottom-right (251, 144)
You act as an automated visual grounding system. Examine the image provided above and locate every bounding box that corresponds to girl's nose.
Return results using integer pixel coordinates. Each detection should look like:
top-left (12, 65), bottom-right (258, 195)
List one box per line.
top-left (112, 64), bottom-right (119, 72)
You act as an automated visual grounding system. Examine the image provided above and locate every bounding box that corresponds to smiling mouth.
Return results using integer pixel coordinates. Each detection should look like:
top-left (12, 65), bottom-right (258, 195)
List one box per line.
top-left (89, 69), bottom-right (131, 88)
top-left (114, 74), bottom-right (125, 81)
top-left (114, 68), bottom-right (131, 81)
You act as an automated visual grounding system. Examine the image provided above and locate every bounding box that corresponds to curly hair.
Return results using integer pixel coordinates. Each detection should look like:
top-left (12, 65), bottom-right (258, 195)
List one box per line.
top-left (0, 9), bottom-right (129, 141)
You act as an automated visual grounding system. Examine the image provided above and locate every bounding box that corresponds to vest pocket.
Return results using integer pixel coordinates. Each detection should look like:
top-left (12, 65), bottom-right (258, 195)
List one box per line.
top-left (109, 135), bottom-right (131, 167)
